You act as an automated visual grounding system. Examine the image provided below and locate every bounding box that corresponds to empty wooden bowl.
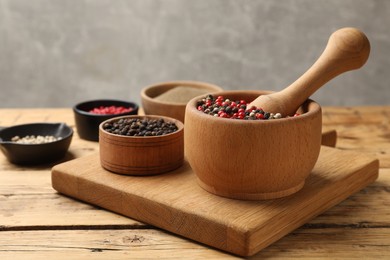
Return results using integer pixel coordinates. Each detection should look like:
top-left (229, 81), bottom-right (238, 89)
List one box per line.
top-left (184, 90), bottom-right (322, 200)
top-left (99, 115), bottom-right (184, 175)
top-left (141, 81), bottom-right (223, 123)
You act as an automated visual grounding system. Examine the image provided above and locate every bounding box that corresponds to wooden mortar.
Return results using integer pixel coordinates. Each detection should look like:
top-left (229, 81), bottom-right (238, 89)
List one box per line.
top-left (185, 90), bottom-right (322, 200)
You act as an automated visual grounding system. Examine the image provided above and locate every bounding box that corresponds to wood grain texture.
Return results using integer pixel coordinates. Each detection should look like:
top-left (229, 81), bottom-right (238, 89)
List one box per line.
top-left (51, 146), bottom-right (378, 256)
top-left (322, 106), bottom-right (390, 168)
top-left (321, 129), bottom-right (337, 147)
top-left (0, 107), bottom-right (389, 259)
top-left (99, 115), bottom-right (184, 175)
top-left (1, 172), bottom-right (389, 259)
top-left (0, 132), bottom-right (340, 231)
top-left (0, 228), bottom-right (389, 259)
top-left (0, 229), bottom-right (238, 259)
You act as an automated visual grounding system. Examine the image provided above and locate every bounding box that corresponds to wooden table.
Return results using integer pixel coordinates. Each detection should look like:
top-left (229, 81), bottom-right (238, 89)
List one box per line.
top-left (0, 107), bottom-right (389, 259)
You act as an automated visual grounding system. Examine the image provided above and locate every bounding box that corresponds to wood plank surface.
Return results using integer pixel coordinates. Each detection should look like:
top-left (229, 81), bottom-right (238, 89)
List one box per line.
top-left (51, 146), bottom-right (379, 256)
top-left (322, 106), bottom-right (390, 168)
top-left (0, 227), bottom-right (389, 259)
top-left (1, 107), bottom-right (390, 259)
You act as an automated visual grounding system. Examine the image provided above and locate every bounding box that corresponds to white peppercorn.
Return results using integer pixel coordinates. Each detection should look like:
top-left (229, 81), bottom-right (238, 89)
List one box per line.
top-left (11, 135), bottom-right (61, 144)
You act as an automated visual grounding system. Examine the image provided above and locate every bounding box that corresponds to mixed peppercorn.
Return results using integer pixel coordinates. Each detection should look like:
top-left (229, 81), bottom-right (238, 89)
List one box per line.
top-left (196, 95), bottom-right (299, 120)
top-left (103, 118), bottom-right (178, 137)
top-left (89, 106), bottom-right (133, 115)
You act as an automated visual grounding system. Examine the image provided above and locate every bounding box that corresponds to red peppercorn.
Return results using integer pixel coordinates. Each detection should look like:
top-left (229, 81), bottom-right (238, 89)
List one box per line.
top-left (89, 106), bottom-right (133, 115)
top-left (256, 113), bottom-right (265, 119)
top-left (219, 112), bottom-right (229, 118)
top-left (238, 112), bottom-right (245, 118)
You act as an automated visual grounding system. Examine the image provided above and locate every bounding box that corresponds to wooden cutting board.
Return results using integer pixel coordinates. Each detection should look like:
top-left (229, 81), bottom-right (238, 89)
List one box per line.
top-left (51, 146), bottom-right (378, 257)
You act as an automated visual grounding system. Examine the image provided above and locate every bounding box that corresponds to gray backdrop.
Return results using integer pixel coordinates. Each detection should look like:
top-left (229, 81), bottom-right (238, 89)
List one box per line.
top-left (0, 0), bottom-right (389, 108)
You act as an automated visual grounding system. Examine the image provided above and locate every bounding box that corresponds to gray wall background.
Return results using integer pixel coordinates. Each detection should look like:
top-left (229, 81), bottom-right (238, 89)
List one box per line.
top-left (0, 0), bottom-right (389, 108)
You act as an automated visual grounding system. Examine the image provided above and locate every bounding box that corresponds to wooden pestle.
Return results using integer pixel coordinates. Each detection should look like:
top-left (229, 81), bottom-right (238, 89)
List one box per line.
top-left (249, 27), bottom-right (370, 116)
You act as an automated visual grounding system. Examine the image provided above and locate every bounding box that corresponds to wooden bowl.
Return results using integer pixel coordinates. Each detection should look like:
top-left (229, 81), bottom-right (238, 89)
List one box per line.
top-left (141, 81), bottom-right (223, 123)
top-left (99, 115), bottom-right (184, 175)
top-left (184, 90), bottom-right (322, 200)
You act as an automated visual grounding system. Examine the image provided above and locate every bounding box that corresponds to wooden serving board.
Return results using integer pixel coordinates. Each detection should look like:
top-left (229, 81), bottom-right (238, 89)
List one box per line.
top-left (51, 146), bottom-right (379, 257)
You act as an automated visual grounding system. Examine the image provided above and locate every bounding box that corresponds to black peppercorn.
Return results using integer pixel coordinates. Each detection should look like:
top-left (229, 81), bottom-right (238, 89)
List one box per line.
top-left (103, 118), bottom-right (178, 137)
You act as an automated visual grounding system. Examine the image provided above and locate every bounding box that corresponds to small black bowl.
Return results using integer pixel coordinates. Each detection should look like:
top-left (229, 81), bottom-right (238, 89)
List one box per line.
top-left (0, 123), bottom-right (73, 165)
top-left (73, 99), bottom-right (139, 141)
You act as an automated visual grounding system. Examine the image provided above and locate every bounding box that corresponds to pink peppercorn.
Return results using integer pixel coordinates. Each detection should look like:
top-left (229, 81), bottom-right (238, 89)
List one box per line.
top-left (89, 106), bottom-right (133, 115)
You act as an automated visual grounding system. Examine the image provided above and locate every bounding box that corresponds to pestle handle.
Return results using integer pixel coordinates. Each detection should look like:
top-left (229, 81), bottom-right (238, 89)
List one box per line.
top-left (250, 27), bottom-right (370, 116)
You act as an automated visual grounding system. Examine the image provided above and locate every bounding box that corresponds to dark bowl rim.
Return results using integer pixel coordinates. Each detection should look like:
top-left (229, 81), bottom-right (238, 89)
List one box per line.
top-left (0, 122), bottom-right (73, 146)
top-left (73, 99), bottom-right (139, 117)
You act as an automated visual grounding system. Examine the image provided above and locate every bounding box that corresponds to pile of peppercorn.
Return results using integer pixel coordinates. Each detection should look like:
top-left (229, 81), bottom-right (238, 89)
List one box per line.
top-left (103, 118), bottom-right (178, 137)
top-left (196, 95), bottom-right (286, 120)
top-left (89, 106), bottom-right (133, 115)
top-left (11, 135), bottom-right (61, 144)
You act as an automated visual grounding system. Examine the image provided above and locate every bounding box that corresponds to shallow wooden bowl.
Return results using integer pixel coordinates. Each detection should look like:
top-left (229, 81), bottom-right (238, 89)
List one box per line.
top-left (185, 90), bottom-right (322, 200)
top-left (141, 81), bottom-right (223, 123)
top-left (99, 115), bottom-right (184, 175)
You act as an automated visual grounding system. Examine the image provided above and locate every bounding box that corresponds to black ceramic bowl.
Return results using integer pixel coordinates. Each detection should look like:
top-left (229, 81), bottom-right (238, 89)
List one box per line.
top-left (73, 99), bottom-right (139, 141)
top-left (0, 123), bottom-right (73, 165)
